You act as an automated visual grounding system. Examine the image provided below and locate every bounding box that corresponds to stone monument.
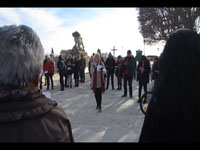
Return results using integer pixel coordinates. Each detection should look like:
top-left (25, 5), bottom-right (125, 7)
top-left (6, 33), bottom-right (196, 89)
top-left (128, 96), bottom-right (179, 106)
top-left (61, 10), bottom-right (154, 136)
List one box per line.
top-left (60, 31), bottom-right (89, 66)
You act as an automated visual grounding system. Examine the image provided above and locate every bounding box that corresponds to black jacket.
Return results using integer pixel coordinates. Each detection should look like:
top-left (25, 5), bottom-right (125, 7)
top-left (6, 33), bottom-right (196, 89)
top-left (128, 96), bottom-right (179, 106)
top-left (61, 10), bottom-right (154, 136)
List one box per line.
top-left (57, 59), bottom-right (65, 75)
top-left (0, 89), bottom-right (74, 142)
top-left (105, 57), bottom-right (116, 73)
top-left (137, 60), bottom-right (151, 84)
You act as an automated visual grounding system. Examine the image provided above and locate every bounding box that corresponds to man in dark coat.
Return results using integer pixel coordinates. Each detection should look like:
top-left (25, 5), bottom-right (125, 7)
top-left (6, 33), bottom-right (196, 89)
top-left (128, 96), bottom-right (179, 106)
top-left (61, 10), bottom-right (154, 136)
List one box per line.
top-left (121, 50), bottom-right (136, 98)
top-left (79, 54), bottom-right (86, 83)
top-left (0, 25), bottom-right (74, 142)
top-left (105, 52), bottom-right (116, 90)
top-left (137, 55), bottom-right (151, 102)
top-left (74, 57), bottom-right (80, 87)
top-left (57, 55), bottom-right (66, 91)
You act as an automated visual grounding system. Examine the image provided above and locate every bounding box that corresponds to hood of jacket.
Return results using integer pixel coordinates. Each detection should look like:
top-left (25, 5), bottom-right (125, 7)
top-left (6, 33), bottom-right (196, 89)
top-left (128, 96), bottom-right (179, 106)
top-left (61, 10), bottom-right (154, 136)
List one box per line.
top-left (0, 89), bottom-right (57, 123)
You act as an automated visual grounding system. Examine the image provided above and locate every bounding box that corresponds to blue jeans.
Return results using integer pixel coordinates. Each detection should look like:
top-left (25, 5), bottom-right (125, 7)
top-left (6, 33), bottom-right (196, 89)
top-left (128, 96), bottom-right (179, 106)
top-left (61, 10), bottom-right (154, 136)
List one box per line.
top-left (67, 74), bottom-right (72, 86)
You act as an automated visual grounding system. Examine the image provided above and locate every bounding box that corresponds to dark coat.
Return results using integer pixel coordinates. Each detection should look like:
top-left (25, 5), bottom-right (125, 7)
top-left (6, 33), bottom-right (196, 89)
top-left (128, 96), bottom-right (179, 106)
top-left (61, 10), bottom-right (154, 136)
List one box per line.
top-left (57, 59), bottom-right (65, 75)
top-left (79, 57), bottom-right (86, 70)
top-left (137, 60), bottom-right (151, 84)
top-left (74, 60), bottom-right (80, 77)
top-left (0, 89), bottom-right (74, 142)
top-left (121, 56), bottom-right (136, 77)
top-left (139, 94), bottom-right (200, 143)
top-left (105, 57), bottom-right (116, 73)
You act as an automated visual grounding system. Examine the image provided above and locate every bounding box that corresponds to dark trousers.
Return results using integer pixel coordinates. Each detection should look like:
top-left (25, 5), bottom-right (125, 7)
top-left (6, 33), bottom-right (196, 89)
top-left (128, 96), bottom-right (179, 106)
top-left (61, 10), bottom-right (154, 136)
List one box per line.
top-left (123, 75), bottom-right (133, 96)
top-left (64, 73), bottom-right (68, 87)
top-left (138, 81), bottom-right (147, 100)
top-left (106, 71), bottom-right (114, 89)
top-left (47, 73), bottom-right (54, 90)
top-left (59, 72), bottom-right (64, 90)
top-left (94, 88), bottom-right (102, 108)
top-left (74, 73), bottom-right (79, 87)
top-left (80, 69), bottom-right (85, 83)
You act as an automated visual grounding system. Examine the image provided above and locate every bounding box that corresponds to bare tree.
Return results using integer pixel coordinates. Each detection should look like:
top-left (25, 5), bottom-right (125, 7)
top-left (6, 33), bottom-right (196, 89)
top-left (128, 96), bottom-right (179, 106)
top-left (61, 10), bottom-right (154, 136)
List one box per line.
top-left (137, 7), bottom-right (200, 44)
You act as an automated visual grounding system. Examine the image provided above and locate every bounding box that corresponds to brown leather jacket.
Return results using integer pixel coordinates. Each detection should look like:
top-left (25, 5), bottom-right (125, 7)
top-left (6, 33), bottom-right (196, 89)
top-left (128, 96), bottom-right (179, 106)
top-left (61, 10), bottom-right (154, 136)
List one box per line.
top-left (0, 89), bottom-right (74, 142)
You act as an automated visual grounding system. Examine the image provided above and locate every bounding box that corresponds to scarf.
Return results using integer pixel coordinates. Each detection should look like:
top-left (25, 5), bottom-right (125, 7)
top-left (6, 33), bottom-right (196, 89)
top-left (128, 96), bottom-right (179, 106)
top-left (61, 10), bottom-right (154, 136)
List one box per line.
top-left (92, 62), bottom-right (105, 93)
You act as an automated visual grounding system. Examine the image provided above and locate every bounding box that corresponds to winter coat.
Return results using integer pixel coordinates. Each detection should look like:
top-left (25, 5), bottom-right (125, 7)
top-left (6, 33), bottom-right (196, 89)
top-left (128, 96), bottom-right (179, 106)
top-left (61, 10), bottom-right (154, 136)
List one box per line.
top-left (79, 57), bottom-right (86, 70)
top-left (57, 59), bottom-right (65, 75)
top-left (137, 60), bottom-right (151, 84)
top-left (74, 60), bottom-right (80, 78)
top-left (139, 93), bottom-right (200, 143)
top-left (48, 60), bottom-right (54, 75)
top-left (121, 56), bottom-right (136, 77)
top-left (0, 89), bottom-right (74, 142)
top-left (66, 64), bottom-right (74, 75)
top-left (43, 61), bottom-right (49, 74)
top-left (105, 57), bottom-right (116, 73)
top-left (92, 61), bottom-right (106, 92)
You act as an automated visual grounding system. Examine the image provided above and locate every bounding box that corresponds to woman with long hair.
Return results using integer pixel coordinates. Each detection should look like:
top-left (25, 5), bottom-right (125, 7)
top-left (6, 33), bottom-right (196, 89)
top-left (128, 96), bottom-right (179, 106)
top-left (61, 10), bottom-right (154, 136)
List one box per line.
top-left (139, 29), bottom-right (200, 142)
top-left (92, 53), bottom-right (106, 112)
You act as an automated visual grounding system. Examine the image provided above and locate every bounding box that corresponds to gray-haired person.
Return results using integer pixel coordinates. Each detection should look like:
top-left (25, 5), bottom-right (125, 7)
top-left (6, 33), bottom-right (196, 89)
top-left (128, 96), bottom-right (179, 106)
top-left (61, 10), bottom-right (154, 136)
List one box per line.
top-left (0, 25), bottom-right (74, 142)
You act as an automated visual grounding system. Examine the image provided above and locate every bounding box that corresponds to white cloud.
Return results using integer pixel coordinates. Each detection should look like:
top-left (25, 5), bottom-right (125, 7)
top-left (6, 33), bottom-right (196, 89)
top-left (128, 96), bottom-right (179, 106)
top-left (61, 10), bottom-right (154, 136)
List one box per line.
top-left (0, 8), bottom-right (21, 25)
top-left (17, 8), bottom-right (64, 32)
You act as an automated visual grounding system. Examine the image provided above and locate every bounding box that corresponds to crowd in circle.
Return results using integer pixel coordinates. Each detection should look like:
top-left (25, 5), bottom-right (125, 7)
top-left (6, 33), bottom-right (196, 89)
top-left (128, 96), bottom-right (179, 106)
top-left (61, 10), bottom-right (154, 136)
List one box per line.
top-left (1, 24), bottom-right (200, 142)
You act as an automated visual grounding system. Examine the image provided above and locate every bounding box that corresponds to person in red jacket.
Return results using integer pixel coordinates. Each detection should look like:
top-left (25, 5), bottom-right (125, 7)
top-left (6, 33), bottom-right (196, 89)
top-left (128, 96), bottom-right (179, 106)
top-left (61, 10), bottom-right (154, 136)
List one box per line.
top-left (43, 57), bottom-right (54, 90)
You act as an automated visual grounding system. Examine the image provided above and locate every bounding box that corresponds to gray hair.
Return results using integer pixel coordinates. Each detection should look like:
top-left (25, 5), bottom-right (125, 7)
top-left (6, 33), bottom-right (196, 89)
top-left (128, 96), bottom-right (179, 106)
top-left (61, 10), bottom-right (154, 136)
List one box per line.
top-left (0, 25), bottom-right (44, 88)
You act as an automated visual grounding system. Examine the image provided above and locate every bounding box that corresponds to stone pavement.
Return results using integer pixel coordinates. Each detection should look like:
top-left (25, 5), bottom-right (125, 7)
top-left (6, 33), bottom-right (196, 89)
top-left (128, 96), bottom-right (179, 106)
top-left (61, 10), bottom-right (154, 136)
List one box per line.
top-left (41, 72), bottom-right (153, 142)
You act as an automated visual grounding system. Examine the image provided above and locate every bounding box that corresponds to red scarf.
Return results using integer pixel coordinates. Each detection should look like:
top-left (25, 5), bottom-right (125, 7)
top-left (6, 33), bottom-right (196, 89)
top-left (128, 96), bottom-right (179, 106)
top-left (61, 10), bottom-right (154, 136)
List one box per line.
top-left (92, 63), bottom-right (105, 93)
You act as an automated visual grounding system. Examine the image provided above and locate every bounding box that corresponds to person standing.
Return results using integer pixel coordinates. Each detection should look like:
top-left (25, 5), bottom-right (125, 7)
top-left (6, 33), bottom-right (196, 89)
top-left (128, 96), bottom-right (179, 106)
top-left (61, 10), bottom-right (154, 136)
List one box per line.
top-left (43, 57), bottom-right (49, 90)
top-left (105, 52), bottom-right (116, 90)
top-left (92, 53), bottom-right (106, 112)
top-left (47, 57), bottom-right (54, 90)
top-left (115, 55), bottom-right (123, 90)
top-left (66, 55), bottom-right (74, 88)
top-left (136, 55), bottom-right (151, 102)
top-left (139, 29), bottom-right (200, 143)
top-left (43, 55), bottom-right (48, 86)
top-left (0, 24), bottom-right (74, 142)
top-left (121, 50), bottom-right (136, 98)
top-left (88, 55), bottom-right (94, 88)
top-left (79, 54), bottom-right (86, 83)
top-left (73, 57), bottom-right (80, 87)
top-left (57, 55), bottom-right (65, 91)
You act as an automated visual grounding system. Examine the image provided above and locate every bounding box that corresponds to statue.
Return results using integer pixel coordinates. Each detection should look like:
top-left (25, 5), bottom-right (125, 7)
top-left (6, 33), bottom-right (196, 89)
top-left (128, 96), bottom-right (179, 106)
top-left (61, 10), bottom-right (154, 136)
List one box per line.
top-left (72, 31), bottom-right (84, 51)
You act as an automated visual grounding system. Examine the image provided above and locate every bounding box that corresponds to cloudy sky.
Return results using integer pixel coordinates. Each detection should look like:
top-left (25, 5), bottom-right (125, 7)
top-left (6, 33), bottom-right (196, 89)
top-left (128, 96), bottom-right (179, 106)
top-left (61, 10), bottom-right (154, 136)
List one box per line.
top-left (0, 8), bottom-right (164, 57)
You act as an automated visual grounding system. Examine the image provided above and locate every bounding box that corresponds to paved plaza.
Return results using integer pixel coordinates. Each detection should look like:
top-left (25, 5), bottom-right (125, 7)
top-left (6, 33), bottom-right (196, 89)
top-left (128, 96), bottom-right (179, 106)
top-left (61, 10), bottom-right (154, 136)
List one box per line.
top-left (41, 72), bottom-right (153, 142)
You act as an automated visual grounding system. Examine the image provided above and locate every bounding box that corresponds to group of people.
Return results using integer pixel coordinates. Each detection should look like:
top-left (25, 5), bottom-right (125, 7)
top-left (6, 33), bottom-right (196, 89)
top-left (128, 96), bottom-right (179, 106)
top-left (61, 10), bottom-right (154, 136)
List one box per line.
top-left (1, 24), bottom-right (200, 143)
top-left (88, 50), bottom-right (160, 111)
top-left (49, 53), bottom-right (86, 91)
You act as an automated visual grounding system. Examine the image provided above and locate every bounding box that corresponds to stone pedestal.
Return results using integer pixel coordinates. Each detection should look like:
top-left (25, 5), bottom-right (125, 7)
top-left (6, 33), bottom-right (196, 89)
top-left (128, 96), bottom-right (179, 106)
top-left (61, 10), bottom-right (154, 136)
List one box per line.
top-left (60, 46), bottom-right (90, 67)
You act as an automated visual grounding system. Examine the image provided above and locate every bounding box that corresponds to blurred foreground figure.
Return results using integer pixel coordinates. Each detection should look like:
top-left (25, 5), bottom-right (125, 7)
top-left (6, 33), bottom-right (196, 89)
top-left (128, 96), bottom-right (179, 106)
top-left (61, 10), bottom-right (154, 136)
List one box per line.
top-left (0, 25), bottom-right (74, 142)
top-left (139, 29), bottom-right (200, 143)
